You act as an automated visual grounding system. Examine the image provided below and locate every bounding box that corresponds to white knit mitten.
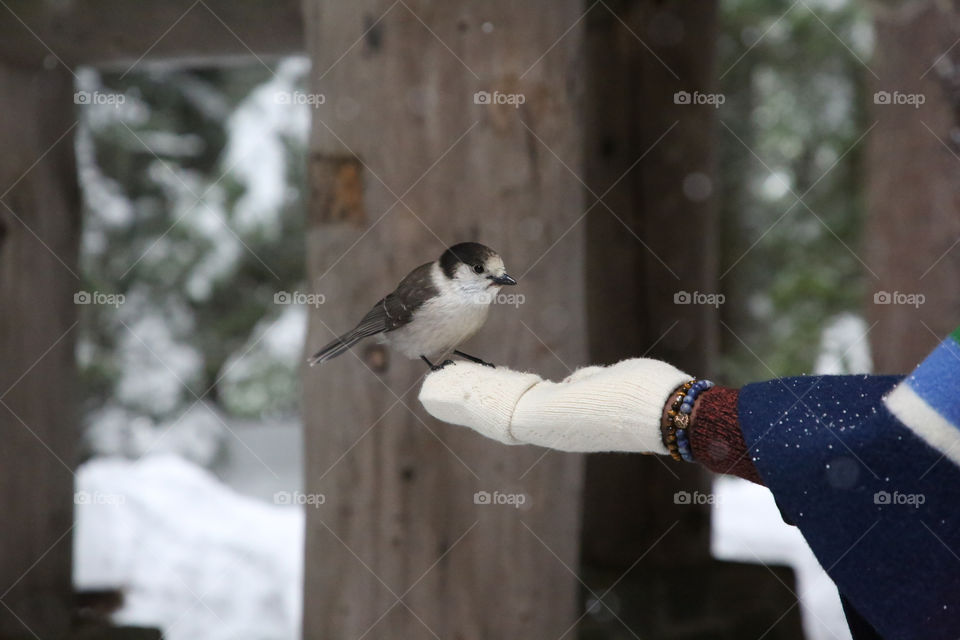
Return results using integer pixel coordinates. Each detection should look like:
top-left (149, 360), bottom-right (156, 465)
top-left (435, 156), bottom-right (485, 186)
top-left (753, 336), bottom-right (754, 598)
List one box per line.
top-left (418, 359), bottom-right (691, 453)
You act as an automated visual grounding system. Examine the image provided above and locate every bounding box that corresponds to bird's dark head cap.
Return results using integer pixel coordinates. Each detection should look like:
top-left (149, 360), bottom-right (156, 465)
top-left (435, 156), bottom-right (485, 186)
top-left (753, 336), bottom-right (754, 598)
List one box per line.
top-left (439, 242), bottom-right (497, 279)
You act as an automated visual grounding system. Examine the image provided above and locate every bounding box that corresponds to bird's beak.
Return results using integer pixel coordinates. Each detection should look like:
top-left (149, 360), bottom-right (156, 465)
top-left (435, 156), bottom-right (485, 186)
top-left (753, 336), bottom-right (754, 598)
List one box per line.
top-left (490, 273), bottom-right (517, 286)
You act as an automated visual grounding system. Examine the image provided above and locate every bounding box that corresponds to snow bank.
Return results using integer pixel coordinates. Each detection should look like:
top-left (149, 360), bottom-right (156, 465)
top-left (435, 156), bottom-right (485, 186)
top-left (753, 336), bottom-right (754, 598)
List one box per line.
top-left (712, 476), bottom-right (852, 640)
top-left (74, 455), bottom-right (303, 639)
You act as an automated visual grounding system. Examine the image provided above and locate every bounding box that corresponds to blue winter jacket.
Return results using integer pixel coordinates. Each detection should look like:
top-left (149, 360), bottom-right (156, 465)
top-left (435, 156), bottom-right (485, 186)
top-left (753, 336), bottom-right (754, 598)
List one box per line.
top-left (738, 328), bottom-right (960, 639)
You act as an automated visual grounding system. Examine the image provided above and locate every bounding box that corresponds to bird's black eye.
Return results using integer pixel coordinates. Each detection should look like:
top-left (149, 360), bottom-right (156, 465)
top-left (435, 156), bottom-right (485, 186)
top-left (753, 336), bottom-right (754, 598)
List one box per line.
top-left (473, 264), bottom-right (484, 274)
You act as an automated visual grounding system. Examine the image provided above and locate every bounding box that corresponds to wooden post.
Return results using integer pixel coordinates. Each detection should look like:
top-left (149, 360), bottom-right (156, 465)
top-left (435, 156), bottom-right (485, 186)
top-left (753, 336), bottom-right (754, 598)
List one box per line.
top-left (0, 1), bottom-right (304, 68)
top-left (581, 0), bottom-right (719, 569)
top-left (0, 3), bottom-right (303, 637)
top-left (301, 1), bottom-right (586, 637)
top-left (0, 64), bottom-right (80, 638)
top-left (580, 1), bottom-right (801, 636)
top-left (866, 2), bottom-right (960, 371)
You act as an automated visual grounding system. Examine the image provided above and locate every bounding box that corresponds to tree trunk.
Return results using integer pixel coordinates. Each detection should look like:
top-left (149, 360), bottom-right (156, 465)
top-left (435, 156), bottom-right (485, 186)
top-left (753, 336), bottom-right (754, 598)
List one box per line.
top-left (0, 64), bottom-right (80, 638)
top-left (866, 1), bottom-right (960, 372)
top-left (581, 2), bottom-right (802, 637)
top-left (0, 1), bottom-right (304, 69)
top-left (300, 2), bottom-right (586, 638)
top-left (582, 0), bottom-right (718, 569)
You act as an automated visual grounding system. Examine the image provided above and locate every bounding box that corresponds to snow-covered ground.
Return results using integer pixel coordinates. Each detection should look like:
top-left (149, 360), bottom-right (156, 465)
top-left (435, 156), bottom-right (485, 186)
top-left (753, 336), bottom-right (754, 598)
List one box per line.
top-left (77, 455), bottom-right (853, 640)
top-left (74, 455), bottom-right (303, 640)
top-left (712, 476), bottom-right (851, 640)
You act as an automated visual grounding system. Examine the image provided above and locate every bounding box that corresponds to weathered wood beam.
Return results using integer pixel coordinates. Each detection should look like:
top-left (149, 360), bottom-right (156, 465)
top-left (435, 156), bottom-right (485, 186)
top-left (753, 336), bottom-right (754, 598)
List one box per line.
top-left (581, 2), bottom-right (800, 637)
top-left (0, 0), bottom-right (304, 70)
top-left (866, 2), bottom-right (960, 370)
top-left (0, 63), bottom-right (80, 638)
top-left (301, 1), bottom-right (586, 637)
top-left (582, 0), bottom-right (719, 570)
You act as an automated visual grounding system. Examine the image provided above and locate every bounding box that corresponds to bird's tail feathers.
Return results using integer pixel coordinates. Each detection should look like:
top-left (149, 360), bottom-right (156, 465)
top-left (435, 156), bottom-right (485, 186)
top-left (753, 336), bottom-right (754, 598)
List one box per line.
top-left (308, 331), bottom-right (366, 366)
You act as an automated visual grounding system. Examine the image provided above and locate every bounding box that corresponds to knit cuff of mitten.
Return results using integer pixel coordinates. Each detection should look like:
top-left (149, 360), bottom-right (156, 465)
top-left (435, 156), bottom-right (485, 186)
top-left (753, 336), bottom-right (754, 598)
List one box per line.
top-left (511, 358), bottom-right (691, 453)
top-left (418, 363), bottom-right (543, 444)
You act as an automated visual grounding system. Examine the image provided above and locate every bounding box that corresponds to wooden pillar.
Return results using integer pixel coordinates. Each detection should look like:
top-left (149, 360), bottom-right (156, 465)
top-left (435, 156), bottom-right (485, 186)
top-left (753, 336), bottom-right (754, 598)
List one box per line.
top-left (582, 0), bottom-right (718, 568)
top-left (0, 64), bottom-right (80, 637)
top-left (0, 1), bottom-right (305, 68)
top-left (581, 1), bottom-right (801, 636)
top-left (866, 2), bottom-right (960, 371)
top-left (301, 1), bottom-right (586, 638)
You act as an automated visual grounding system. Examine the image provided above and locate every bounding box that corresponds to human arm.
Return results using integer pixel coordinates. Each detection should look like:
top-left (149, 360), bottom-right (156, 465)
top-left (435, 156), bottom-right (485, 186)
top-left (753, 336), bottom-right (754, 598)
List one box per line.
top-left (418, 358), bottom-right (763, 482)
top-left (418, 342), bottom-right (960, 639)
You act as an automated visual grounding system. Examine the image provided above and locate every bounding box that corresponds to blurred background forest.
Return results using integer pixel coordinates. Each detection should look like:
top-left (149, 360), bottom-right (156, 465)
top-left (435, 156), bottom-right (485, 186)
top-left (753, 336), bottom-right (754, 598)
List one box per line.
top-left (4, 0), bottom-right (955, 638)
top-left (71, 1), bottom-right (872, 638)
top-left (77, 0), bottom-right (871, 461)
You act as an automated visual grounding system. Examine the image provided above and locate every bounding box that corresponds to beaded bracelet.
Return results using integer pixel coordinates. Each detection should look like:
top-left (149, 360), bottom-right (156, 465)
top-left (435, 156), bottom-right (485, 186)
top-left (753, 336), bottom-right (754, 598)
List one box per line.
top-left (663, 378), bottom-right (714, 462)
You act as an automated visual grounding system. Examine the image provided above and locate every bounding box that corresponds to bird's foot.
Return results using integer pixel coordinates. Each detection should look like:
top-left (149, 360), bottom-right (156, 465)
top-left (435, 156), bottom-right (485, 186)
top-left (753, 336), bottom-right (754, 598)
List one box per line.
top-left (431, 359), bottom-right (456, 372)
top-left (453, 350), bottom-right (495, 368)
top-left (421, 356), bottom-right (456, 371)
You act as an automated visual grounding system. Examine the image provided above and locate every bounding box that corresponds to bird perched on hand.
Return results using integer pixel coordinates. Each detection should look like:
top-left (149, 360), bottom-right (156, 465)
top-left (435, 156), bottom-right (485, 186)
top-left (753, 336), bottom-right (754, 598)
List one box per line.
top-left (308, 242), bottom-right (517, 370)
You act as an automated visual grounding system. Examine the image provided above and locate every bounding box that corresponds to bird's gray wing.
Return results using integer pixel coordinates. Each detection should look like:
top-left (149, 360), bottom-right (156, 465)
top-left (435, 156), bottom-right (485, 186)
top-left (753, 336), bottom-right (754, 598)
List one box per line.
top-left (379, 262), bottom-right (437, 333)
top-left (308, 262), bottom-right (436, 365)
top-left (352, 293), bottom-right (413, 335)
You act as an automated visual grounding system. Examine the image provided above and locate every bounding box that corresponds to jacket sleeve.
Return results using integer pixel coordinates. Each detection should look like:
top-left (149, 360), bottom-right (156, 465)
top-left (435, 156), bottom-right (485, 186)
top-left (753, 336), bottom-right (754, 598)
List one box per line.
top-left (737, 367), bottom-right (960, 640)
top-left (883, 326), bottom-right (960, 469)
top-left (689, 385), bottom-right (764, 484)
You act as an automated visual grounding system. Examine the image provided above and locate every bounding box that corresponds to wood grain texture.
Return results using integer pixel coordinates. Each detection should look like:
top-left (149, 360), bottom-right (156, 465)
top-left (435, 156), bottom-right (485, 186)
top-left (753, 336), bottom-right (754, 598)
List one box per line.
top-left (582, 0), bottom-right (718, 569)
top-left (301, 1), bottom-right (587, 637)
top-left (866, 3), bottom-right (960, 372)
top-left (0, 1), bottom-right (303, 69)
top-left (580, 6), bottom-right (801, 637)
top-left (0, 64), bottom-right (80, 637)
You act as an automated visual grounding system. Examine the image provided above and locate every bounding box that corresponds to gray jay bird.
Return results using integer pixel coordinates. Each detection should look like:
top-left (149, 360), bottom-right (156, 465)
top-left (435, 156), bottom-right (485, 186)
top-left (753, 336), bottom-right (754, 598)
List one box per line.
top-left (308, 242), bottom-right (517, 370)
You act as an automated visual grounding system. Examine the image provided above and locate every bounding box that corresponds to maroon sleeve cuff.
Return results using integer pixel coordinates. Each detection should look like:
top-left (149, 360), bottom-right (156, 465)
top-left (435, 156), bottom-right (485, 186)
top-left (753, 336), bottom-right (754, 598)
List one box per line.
top-left (689, 386), bottom-right (764, 485)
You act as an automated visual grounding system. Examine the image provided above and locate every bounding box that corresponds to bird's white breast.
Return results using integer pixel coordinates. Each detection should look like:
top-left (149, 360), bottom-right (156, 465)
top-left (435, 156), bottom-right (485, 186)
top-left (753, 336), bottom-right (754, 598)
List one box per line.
top-left (384, 262), bottom-right (495, 359)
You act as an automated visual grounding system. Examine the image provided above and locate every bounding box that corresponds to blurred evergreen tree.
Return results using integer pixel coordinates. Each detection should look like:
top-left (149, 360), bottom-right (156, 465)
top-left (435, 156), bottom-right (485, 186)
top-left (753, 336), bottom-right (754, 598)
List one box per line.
top-left (718, 0), bottom-right (872, 384)
top-left (76, 60), bottom-right (310, 453)
top-left (74, 0), bottom-right (876, 449)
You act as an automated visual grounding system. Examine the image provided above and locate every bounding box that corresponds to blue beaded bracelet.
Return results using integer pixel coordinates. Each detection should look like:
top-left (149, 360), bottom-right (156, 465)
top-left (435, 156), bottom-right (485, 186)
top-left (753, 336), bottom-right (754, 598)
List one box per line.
top-left (665, 378), bottom-right (714, 463)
